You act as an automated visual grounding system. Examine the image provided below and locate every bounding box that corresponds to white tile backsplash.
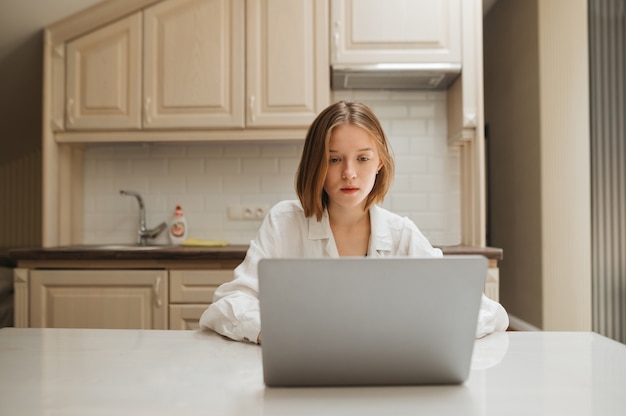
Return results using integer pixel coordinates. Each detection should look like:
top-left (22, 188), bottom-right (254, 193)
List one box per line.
top-left (82, 91), bottom-right (461, 246)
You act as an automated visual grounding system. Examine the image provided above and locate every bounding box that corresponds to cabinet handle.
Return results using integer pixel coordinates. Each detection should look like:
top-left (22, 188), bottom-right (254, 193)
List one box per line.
top-left (154, 276), bottom-right (162, 308)
top-left (248, 95), bottom-right (255, 124)
top-left (144, 97), bottom-right (152, 125)
top-left (66, 98), bottom-right (75, 125)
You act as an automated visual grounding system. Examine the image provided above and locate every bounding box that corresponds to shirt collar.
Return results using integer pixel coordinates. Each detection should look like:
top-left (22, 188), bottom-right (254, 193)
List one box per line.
top-left (307, 209), bottom-right (339, 257)
top-left (307, 209), bottom-right (332, 240)
top-left (369, 204), bottom-right (394, 254)
top-left (307, 205), bottom-right (394, 254)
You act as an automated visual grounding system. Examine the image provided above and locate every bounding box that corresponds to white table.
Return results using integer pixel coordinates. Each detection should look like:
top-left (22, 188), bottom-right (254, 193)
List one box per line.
top-left (0, 328), bottom-right (625, 415)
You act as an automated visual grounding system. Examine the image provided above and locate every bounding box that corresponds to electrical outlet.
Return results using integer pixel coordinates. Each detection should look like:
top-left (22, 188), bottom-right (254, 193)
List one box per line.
top-left (252, 204), bottom-right (269, 219)
top-left (228, 204), bottom-right (269, 220)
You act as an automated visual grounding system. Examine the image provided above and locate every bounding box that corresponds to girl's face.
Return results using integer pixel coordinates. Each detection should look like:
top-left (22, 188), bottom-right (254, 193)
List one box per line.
top-left (323, 124), bottom-right (383, 212)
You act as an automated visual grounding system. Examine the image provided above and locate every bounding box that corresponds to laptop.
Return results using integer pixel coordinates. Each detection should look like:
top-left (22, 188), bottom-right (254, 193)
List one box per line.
top-left (258, 256), bottom-right (487, 387)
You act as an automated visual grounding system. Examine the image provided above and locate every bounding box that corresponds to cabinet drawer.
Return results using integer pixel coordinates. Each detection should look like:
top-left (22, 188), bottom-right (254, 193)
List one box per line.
top-left (169, 269), bottom-right (233, 303)
top-left (169, 304), bottom-right (209, 330)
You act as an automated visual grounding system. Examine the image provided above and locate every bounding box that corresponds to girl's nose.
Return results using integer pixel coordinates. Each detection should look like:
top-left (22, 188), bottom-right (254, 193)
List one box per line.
top-left (342, 162), bottom-right (356, 179)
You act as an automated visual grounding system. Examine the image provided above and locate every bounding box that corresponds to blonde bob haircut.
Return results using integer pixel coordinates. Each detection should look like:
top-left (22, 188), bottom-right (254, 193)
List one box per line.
top-left (296, 101), bottom-right (395, 221)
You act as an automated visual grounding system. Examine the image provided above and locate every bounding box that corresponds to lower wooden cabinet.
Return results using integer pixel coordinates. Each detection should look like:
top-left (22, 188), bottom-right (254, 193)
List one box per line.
top-left (14, 266), bottom-right (236, 330)
top-left (168, 269), bottom-right (234, 330)
top-left (169, 304), bottom-right (211, 330)
top-left (29, 270), bottom-right (168, 329)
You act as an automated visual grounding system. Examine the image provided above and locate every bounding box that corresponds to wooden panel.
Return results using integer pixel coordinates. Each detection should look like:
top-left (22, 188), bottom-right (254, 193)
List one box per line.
top-left (170, 269), bottom-right (233, 303)
top-left (13, 269), bottom-right (29, 328)
top-left (246, 0), bottom-right (329, 127)
top-left (485, 267), bottom-right (499, 302)
top-left (143, 0), bottom-right (245, 128)
top-left (0, 151), bottom-right (41, 248)
top-left (57, 145), bottom-right (83, 246)
top-left (50, 44), bottom-right (65, 131)
top-left (30, 270), bottom-right (167, 329)
top-left (66, 13), bottom-right (142, 129)
top-left (331, 0), bottom-right (461, 64)
top-left (55, 128), bottom-right (308, 143)
top-left (169, 304), bottom-right (208, 329)
top-left (47, 0), bottom-right (160, 46)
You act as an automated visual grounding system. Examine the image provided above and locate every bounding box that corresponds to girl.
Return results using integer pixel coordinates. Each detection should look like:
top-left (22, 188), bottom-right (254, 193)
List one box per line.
top-left (200, 101), bottom-right (508, 343)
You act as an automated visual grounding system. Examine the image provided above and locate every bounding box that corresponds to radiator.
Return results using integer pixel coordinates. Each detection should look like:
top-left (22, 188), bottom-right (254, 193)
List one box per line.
top-left (589, 0), bottom-right (626, 344)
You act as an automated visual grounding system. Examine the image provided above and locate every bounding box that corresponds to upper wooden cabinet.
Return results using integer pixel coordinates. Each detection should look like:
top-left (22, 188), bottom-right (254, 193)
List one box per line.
top-left (246, 0), bottom-right (329, 127)
top-left (330, 0), bottom-right (461, 65)
top-left (143, 0), bottom-right (245, 129)
top-left (65, 13), bottom-right (143, 130)
top-left (61, 0), bottom-right (329, 133)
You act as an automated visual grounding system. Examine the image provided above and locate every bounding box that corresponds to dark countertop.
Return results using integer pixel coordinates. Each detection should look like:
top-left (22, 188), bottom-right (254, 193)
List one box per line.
top-left (439, 245), bottom-right (503, 260)
top-left (9, 244), bottom-right (502, 262)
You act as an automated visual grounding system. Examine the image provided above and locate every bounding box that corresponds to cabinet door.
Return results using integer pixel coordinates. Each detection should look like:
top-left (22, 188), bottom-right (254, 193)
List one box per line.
top-left (30, 270), bottom-right (168, 329)
top-left (330, 0), bottom-right (461, 64)
top-left (169, 305), bottom-right (209, 330)
top-left (143, 0), bottom-right (245, 128)
top-left (66, 13), bottom-right (142, 130)
top-left (170, 269), bottom-right (233, 303)
top-left (246, 0), bottom-right (329, 127)
top-left (169, 269), bottom-right (233, 330)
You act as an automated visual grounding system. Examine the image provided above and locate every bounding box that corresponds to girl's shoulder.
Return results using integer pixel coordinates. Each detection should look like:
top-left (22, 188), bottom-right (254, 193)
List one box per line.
top-left (268, 200), bottom-right (304, 215)
top-left (370, 204), bottom-right (416, 229)
top-left (265, 200), bottom-right (308, 227)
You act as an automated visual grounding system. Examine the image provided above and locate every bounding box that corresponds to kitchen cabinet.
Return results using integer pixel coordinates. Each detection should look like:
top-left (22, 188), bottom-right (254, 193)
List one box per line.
top-left (330, 0), bottom-right (461, 65)
top-left (169, 269), bottom-right (233, 329)
top-left (246, 0), bottom-right (328, 127)
top-left (11, 250), bottom-right (241, 330)
top-left (28, 270), bottom-right (168, 329)
top-left (61, 0), bottom-right (328, 132)
top-left (10, 245), bottom-right (501, 330)
top-left (65, 13), bottom-right (142, 130)
top-left (65, 0), bottom-right (243, 131)
top-left (143, 0), bottom-right (244, 129)
top-left (44, 0), bottom-right (326, 247)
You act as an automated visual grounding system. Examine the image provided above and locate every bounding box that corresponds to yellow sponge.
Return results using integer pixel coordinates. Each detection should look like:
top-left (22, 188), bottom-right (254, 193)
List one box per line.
top-left (181, 237), bottom-right (229, 247)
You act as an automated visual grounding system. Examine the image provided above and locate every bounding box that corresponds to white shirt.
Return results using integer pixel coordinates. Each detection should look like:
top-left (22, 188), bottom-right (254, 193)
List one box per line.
top-left (200, 200), bottom-right (509, 342)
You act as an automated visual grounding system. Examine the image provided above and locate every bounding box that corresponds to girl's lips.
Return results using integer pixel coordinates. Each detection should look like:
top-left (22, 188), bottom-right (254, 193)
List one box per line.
top-left (340, 187), bottom-right (359, 194)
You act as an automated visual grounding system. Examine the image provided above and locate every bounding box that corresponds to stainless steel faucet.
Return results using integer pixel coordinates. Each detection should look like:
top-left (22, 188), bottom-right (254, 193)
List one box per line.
top-left (119, 190), bottom-right (167, 245)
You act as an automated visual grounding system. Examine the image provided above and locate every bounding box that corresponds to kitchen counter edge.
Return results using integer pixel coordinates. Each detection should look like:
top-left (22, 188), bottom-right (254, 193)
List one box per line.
top-left (8, 244), bottom-right (503, 263)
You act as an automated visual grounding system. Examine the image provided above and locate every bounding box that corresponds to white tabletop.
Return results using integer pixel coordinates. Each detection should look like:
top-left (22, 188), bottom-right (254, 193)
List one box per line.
top-left (0, 328), bottom-right (625, 415)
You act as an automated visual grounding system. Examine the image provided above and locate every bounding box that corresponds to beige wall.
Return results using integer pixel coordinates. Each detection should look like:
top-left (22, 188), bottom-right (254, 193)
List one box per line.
top-left (485, 0), bottom-right (591, 330)
top-left (485, 0), bottom-right (543, 327)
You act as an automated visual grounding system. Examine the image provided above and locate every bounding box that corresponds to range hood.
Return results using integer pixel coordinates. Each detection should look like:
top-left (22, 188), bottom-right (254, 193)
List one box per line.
top-left (331, 63), bottom-right (461, 91)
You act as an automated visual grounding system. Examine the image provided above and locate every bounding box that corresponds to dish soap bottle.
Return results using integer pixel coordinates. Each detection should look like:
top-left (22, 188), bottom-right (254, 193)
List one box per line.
top-left (169, 205), bottom-right (188, 245)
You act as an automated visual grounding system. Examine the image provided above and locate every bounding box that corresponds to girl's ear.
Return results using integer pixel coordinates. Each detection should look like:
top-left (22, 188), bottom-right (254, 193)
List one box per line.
top-left (377, 161), bottom-right (384, 172)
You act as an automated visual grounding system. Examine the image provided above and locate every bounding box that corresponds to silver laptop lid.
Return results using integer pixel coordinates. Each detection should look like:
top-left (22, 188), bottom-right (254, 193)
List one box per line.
top-left (258, 256), bottom-right (487, 387)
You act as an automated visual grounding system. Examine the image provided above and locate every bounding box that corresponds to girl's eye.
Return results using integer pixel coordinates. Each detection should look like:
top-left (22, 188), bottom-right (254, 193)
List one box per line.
top-left (329, 157), bottom-right (340, 163)
top-left (358, 157), bottom-right (370, 162)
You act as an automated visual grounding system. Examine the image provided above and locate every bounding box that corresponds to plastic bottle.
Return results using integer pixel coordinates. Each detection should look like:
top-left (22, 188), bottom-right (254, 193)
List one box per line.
top-left (169, 205), bottom-right (188, 245)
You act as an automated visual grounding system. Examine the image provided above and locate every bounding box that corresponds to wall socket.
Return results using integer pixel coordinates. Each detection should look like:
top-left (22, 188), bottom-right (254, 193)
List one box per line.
top-left (228, 204), bottom-right (270, 220)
